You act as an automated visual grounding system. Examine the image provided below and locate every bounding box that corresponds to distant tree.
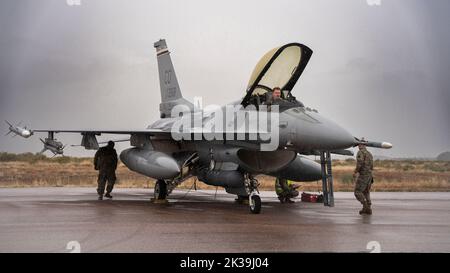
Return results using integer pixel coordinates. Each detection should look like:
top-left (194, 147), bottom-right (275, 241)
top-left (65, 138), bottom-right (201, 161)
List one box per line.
top-left (436, 151), bottom-right (450, 161)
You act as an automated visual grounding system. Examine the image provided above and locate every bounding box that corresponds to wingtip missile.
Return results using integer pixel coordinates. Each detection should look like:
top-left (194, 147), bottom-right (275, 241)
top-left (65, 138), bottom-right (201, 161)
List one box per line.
top-left (362, 141), bottom-right (393, 149)
top-left (40, 137), bottom-right (65, 156)
top-left (5, 120), bottom-right (33, 138)
top-left (354, 138), bottom-right (393, 149)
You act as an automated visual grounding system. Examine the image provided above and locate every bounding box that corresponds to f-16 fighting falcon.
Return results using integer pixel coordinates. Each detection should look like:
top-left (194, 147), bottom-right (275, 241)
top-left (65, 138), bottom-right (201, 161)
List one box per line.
top-left (7, 39), bottom-right (392, 213)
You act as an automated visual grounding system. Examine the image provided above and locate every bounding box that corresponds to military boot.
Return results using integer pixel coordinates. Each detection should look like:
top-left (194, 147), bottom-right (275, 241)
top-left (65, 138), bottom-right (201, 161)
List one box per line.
top-left (104, 193), bottom-right (113, 199)
top-left (365, 204), bottom-right (372, 215)
top-left (359, 202), bottom-right (372, 215)
top-left (98, 195), bottom-right (103, 200)
top-left (359, 202), bottom-right (368, 215)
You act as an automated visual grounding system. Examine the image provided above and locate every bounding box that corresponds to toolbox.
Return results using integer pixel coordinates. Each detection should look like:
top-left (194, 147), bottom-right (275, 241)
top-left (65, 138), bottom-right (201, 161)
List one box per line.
top-left (301, 192), bottom-right (324, 203)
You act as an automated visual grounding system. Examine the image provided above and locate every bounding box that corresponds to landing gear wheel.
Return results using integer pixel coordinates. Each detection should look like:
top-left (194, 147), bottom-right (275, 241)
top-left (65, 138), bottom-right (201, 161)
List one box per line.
top-left (244, 174), bottom-right (261, 214)
top-left (249, 194), bottom-right (261, 214)
top-left (154, 179), bottom-right (167, 200)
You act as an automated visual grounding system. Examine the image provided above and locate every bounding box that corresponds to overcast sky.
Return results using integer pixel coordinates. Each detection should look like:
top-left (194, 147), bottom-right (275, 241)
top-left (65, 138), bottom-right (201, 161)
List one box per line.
top-left (0, 0), bottom-right (449, 158)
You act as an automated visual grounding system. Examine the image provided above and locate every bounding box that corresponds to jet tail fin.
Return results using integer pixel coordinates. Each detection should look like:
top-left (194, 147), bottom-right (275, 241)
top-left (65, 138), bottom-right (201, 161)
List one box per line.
top-left (154, 39), bottom-right (193, 118)
top-left (5, 120), bottom-right (12, 127)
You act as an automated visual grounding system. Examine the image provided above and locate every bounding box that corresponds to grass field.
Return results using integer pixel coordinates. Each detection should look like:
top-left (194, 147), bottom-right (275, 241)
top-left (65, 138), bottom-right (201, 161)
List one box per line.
top-left (0, 153), bottom-right (449, 192)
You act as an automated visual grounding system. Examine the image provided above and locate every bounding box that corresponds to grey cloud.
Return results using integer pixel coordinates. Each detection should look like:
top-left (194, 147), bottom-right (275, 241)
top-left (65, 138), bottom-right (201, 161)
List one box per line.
top-left (0, 0), bottom-right (449, 158)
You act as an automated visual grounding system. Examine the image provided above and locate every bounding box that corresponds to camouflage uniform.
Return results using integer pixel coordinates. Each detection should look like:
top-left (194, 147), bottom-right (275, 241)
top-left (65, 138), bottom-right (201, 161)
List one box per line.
top-left (354, 146), bottom-right (373, 214)
top-left (94, 142), bottom-right (118, 198)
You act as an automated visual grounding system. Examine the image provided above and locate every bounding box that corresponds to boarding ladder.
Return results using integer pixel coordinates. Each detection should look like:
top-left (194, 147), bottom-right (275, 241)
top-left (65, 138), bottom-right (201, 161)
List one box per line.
top-left (320, 151), bottom-right (334, 207)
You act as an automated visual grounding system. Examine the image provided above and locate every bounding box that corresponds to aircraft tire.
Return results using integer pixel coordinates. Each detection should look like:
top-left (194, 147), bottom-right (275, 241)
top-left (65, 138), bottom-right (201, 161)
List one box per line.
top-left (249, 195), bottom-right (261, 214)
top-left (154, 179), bottom-right (167, 200)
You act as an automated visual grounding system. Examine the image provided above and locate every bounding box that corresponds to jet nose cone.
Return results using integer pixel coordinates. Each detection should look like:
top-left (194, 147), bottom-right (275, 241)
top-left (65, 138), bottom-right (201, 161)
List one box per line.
top-left (293, 110), bottom-right (355, 151)
top-left (329, 124), bottom-right (355, 149)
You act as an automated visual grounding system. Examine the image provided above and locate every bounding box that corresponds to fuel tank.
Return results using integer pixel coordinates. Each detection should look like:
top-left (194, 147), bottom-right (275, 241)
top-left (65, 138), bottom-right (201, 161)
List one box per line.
top-left (196, 168), bottom-right (245, 188)
top-left (269, 154), bottom-right (322, 182)
top-left (120, 148), bottom-right (180, 179)
top-left (198, 146), bottom-right (296, 173)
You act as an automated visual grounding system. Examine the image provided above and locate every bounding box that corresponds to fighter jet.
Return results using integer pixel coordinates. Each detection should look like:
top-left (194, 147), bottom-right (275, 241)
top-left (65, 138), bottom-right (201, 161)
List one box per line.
top-left (9, 39), bottom-right (392, 213)
top-left (5, 120), bottom-right (33, 138)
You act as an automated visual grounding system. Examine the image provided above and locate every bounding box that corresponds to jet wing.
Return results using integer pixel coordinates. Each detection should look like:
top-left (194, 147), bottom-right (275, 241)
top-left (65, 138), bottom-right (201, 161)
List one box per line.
top-left (31, 127), bottom-right (277, 152)
top-left (32, 129), bottom-right (168, 136)
top-left (30, 129), bottom-right (173, 151)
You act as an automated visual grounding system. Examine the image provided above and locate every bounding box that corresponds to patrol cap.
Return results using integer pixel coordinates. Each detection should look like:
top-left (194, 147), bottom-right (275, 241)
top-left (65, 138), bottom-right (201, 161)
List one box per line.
top-left (359, 137), bottom-right (367, 146)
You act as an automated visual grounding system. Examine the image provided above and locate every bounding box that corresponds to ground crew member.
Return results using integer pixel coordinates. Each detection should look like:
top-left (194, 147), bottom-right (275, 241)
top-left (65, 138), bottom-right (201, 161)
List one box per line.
top-left (353, 138), bottom-right (374, 215)
top-left (94, 141), bottom-right (118, 200)
top-left (275, 178), bottom-right (299, 203)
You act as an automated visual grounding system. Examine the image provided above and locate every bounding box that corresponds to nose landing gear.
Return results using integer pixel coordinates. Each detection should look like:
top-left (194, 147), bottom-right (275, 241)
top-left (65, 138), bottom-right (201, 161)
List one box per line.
top-left (245, 174), bottom-right (261, 214)
top-left (249, 193), bottom-right (261, 214)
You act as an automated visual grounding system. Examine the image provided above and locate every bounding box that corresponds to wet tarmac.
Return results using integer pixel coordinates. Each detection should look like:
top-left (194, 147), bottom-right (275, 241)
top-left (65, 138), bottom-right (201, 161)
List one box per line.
top-left (0, 188), bottom-right (449, 252)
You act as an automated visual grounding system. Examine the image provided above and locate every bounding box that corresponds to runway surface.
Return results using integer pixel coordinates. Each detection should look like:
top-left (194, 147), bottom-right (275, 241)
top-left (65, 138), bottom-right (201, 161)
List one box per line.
top-left (0, 188), bottom-right (449, 253)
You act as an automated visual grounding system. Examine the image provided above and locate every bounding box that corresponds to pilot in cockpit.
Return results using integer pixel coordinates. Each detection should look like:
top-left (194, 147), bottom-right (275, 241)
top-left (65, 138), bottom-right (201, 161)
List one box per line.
top-left (264, 87), bottom-right (284, 110)
top-left (271, 87), bottom-right (282, 102)
top-left (264, 87), bottom-right (283, 106)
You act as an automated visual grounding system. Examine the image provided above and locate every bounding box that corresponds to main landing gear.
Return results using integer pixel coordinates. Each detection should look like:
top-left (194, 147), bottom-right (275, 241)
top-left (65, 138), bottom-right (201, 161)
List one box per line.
top-left (154, 179), bottom-right (168, 202)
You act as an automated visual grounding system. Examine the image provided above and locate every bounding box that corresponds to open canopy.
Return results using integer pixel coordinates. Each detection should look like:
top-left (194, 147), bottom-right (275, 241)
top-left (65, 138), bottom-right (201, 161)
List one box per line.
top-left (242, 43), bottom-right (313, 106)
